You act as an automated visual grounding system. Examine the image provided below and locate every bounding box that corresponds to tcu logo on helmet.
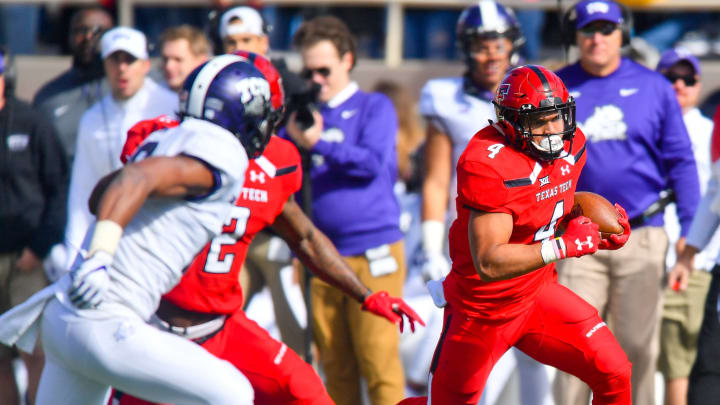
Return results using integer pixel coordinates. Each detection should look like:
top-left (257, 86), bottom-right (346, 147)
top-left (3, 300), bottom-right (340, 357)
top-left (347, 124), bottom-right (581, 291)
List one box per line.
top-left (574, 236), bottom-right (595, 251)
top-left (586, 2), bottom-right (610, 14)
top-left (237, 78), bottom-right (270, 103)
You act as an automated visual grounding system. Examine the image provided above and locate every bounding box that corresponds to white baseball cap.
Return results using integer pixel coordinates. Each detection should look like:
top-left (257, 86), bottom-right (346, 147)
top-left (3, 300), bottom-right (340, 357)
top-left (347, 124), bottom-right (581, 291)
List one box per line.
top-left (101, 27), bottom-right (148, 60)
top-left (219, 7), bottom-right (264, 38)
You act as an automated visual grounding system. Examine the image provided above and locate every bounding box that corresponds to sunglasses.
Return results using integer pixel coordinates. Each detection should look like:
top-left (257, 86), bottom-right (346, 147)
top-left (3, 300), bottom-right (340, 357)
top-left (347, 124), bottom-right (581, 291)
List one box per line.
top-left (579, 23), bottom-right (618, 37)
top-left (664, 72), bottom-right (697, 86)
top-left (301, 67), bottom-right (331, 80)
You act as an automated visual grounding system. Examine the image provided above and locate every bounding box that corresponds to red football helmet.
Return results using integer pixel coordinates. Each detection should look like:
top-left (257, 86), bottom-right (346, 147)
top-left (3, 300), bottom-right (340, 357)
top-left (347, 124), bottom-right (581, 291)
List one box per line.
top-left (232, 50), bottom-right (285, 126)
top-left (493, 64), bottom-right (576, 161)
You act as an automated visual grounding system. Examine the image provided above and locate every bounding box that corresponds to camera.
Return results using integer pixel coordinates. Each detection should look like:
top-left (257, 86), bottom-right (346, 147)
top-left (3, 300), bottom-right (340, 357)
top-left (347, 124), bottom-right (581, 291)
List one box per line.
top-left (286, 82), bottom-right (321, 131)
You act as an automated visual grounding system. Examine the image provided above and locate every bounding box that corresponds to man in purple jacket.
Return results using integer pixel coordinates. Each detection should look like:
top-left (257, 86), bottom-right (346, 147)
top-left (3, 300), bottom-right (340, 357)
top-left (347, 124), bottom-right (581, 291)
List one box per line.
top-left (283, 15), bottom-right (406, 405)
top-left (553, 2), bottom-right (700, 405)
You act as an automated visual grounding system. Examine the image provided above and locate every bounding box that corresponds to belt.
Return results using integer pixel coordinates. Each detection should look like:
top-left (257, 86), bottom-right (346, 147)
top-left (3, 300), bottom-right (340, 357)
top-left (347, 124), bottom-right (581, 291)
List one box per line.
top-left (628, 189), bottom-right (675, 229)
top-left (151, 313), bottom-right (227, 342)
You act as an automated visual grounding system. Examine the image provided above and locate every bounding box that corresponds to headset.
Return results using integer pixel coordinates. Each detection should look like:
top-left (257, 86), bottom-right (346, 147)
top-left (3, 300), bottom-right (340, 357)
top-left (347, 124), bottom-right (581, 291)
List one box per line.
top-left (0, 45), bottom-right (17, 97)
top-left (560, 0), bottom-right (633, 52)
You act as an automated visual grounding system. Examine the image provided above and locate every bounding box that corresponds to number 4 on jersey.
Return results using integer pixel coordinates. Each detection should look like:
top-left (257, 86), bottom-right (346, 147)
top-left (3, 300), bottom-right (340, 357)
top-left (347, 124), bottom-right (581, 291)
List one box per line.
top-left (534, 200), bottom-right (564, 242)
top-left (487, 144), bottom-right (505, 159)
top-left (204, 206), bottom-right (251, 273)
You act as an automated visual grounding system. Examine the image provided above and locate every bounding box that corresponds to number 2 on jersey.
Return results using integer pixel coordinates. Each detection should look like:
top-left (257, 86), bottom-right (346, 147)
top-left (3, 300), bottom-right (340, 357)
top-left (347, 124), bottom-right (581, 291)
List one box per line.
top-left (204, 206), bottom-right (251, 273)
top-left (534, 200), bottom-right (564, 242)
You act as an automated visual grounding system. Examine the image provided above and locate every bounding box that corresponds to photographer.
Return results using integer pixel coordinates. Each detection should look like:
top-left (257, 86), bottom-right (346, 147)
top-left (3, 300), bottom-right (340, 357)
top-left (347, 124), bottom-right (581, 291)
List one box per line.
top-left (283, 15), bottom-right (407, 405)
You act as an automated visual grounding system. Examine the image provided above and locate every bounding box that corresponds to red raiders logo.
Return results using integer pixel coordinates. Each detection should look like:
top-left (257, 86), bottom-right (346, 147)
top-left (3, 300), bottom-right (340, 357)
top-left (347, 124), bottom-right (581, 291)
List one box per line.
top-left (497, 84), bottom-right (511, 102)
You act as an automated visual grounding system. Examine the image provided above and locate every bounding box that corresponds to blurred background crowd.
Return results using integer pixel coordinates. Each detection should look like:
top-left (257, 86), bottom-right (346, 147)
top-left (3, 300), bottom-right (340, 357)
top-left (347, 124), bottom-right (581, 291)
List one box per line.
top-left (2, 0), bottom-right (720, 404)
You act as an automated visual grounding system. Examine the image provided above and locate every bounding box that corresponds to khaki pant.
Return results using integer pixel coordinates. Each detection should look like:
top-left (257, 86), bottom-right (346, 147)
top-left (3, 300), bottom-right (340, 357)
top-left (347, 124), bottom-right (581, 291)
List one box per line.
top-left (0, 251), bottom-right (48, 357)
top-left (659, 270), bottom-right (712, 380)
top-left (240, 230), bottom-right (307, 358)
top-left (554, 226), bottom-right (668, 405)
top-left (311, 240), bottom-right (406, 405)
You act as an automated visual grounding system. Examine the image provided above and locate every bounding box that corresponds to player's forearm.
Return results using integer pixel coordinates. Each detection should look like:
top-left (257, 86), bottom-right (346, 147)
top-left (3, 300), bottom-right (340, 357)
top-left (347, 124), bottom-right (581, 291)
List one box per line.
top-left (472, 243), bottom-right (547, 282)
top-left (273, 201), bottom-right (370, 302)
top-left (422, 179), bottom-right (449, 222)
top-left (89, 169), bottom-right (121, 215)
top-left (95, 165), bottom-right (153, 227)
top-left (296, 228), bottom-right (370, 302)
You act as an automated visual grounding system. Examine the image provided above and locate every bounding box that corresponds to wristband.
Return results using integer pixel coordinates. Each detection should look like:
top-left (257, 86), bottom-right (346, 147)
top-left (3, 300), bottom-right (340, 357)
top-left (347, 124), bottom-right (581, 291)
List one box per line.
top-left (540, 238), bottom-right (566, 264)
top-left (89, 220), bottom-right (123, 256)
top-left (422, 220), bottom-right (446, 254)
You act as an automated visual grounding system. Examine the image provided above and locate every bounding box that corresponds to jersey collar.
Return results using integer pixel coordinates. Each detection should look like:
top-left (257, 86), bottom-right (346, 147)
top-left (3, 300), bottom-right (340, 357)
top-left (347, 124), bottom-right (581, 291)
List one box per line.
top-left (327, 81), bottom-right (359, 109)
top-left (463, 74), bottom-right (495, 102)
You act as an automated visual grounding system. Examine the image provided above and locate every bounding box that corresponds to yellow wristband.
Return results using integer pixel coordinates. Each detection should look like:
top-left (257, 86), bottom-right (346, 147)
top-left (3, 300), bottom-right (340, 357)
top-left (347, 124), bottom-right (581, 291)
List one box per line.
top-left (89, 220), bottom-right (123, 256)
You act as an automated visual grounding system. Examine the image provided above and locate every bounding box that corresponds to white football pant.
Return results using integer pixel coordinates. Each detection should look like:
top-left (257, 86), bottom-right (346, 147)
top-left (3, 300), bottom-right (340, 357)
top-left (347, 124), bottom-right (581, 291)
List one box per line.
top-left (36, 299), bottom-right (253, 405)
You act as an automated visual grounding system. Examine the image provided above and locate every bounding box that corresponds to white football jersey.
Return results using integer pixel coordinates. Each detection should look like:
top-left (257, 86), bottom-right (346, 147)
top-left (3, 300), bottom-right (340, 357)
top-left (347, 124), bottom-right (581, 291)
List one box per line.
top-left (103, 118), bottom-right (248, 320)
top-left (419, 77), bottom-right (496, 221)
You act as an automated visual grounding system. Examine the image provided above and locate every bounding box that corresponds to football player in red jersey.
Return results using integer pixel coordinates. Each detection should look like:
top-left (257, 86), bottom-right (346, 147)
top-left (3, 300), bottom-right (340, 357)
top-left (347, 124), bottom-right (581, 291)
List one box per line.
top-left (111, 52), bottom-right (424, 405)
top-left (398, 65), bottom-right (633, 405)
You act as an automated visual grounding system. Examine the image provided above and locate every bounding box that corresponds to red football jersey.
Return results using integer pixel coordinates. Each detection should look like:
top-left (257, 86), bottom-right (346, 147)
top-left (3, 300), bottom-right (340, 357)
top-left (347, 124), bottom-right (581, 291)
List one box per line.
top-left (444, 123), bottom-right (587, 320)
top-left (163, 135), bottom-right (303, 314)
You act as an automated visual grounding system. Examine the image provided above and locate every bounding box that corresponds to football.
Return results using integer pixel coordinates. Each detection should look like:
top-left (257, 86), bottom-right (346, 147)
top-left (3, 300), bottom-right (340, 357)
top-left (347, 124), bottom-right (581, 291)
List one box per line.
top-left (557, 191), bottom-right (624, 239)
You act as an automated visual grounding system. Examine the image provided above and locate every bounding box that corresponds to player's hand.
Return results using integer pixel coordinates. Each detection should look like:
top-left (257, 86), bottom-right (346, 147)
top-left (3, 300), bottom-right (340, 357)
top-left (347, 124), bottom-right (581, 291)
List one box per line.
top-left (599, 204), bottom-right (631, 250)
top-left (362, 291), bottom-right (425, 333)
top-left (560, 216), bottom-right (600, 258)
top-left (421, 251), bottom-right (451, 281)
top-left (69, 251), bottom-right (113, 309)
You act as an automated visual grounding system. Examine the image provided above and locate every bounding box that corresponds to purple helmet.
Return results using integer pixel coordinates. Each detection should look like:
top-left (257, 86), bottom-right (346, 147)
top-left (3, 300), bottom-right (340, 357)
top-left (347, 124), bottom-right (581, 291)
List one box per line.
top-left (456, 0), bottom-right (525, 63)
top-left (179, 54), bottom-right (274, 159)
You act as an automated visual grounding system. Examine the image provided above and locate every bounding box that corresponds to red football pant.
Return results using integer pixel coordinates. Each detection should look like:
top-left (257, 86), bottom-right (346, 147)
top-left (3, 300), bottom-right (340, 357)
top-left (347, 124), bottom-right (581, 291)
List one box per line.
top-left (112, 310), bottom-right (333, 405)
top-left (428, 282), bottom-right (631, 405)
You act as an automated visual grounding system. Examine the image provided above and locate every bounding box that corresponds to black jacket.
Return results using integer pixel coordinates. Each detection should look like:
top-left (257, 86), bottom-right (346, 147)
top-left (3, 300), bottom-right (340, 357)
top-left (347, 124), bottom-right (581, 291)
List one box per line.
top-left (0, 96), bottom-right (69, 257)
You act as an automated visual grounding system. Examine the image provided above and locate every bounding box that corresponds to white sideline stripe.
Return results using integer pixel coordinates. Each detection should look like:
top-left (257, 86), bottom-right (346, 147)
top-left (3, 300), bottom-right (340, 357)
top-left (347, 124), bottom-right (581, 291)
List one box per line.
top-left (187, 54), bottom-right (246, 118)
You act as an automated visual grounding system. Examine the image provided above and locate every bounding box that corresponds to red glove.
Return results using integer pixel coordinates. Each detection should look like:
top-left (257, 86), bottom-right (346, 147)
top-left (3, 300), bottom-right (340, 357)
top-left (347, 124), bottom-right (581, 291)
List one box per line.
top-left (361, 291), bottom-right (425, 333)
top-left (120, 115), bottom-right (178, 164)
top-left (542, 216), bottom-right (599, 263)
top-left (599, 204), bottom-right (631, 250)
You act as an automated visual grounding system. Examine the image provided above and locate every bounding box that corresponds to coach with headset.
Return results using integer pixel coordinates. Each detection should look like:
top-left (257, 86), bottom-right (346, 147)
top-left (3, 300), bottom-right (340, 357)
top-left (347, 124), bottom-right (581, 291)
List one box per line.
top-left (0, 46), bottom-right (69, 404)
top-left (553, 1), bottom-right (700, 404)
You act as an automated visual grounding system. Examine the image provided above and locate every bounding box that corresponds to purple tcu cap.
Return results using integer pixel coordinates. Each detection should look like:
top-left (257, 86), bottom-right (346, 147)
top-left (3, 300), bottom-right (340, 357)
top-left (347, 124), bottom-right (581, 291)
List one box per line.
top-left (656, 48), bottom-right (701, 75)
top-left (574, 0), bottom-right (624, 29)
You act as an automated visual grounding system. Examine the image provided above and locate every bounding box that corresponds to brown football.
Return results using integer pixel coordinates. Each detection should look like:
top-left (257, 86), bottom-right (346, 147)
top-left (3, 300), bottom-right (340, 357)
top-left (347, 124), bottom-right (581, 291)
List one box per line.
top-left (557, 191), bottom-right (624, 239)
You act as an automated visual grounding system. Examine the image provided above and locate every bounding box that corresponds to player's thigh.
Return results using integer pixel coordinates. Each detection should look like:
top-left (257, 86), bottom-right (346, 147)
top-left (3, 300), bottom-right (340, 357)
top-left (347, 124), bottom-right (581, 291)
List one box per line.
top-left (429, 306), bottom-right (510, 405)
top-left (42, 300), bottom-right (253, 405)
top-left (36, 356), bottom-right (111, 405)
top-left (517, 283), bottom-right (630, 384)
top-left (206, 311), bottom-right (330, 404)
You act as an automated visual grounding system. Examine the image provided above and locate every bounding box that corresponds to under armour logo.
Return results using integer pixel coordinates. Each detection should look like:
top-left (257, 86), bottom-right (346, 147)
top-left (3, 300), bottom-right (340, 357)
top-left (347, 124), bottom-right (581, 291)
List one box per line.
top-left (561, 165), bottom-right (571, 176)
top-left (249, 170), bottom-right (266, 184)
top-left (575, 236), bottom-right (594, 251)
top-left (539, 176), bottom-right (550, 187)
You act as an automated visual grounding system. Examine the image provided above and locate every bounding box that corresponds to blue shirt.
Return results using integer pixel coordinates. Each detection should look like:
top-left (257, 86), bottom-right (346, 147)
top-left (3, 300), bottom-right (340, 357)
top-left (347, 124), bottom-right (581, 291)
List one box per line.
top-left (557, 58), bottom-right (699, 235)
top-left (281, 83), bottom-right (402, 255)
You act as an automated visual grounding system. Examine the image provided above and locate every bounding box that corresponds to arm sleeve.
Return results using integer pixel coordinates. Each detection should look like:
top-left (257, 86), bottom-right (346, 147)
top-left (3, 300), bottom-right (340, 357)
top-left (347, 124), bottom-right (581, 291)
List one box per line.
top-left (310, 94), bottom-right (398, 180)
top-left (64, 115), bottom-right (104, 255)
top-left (28, 113), bottom-right (69, 258)
top-left (660, 84), bottom-right (700, 236)
top-left (687, 163), bottom-right (720, 250)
